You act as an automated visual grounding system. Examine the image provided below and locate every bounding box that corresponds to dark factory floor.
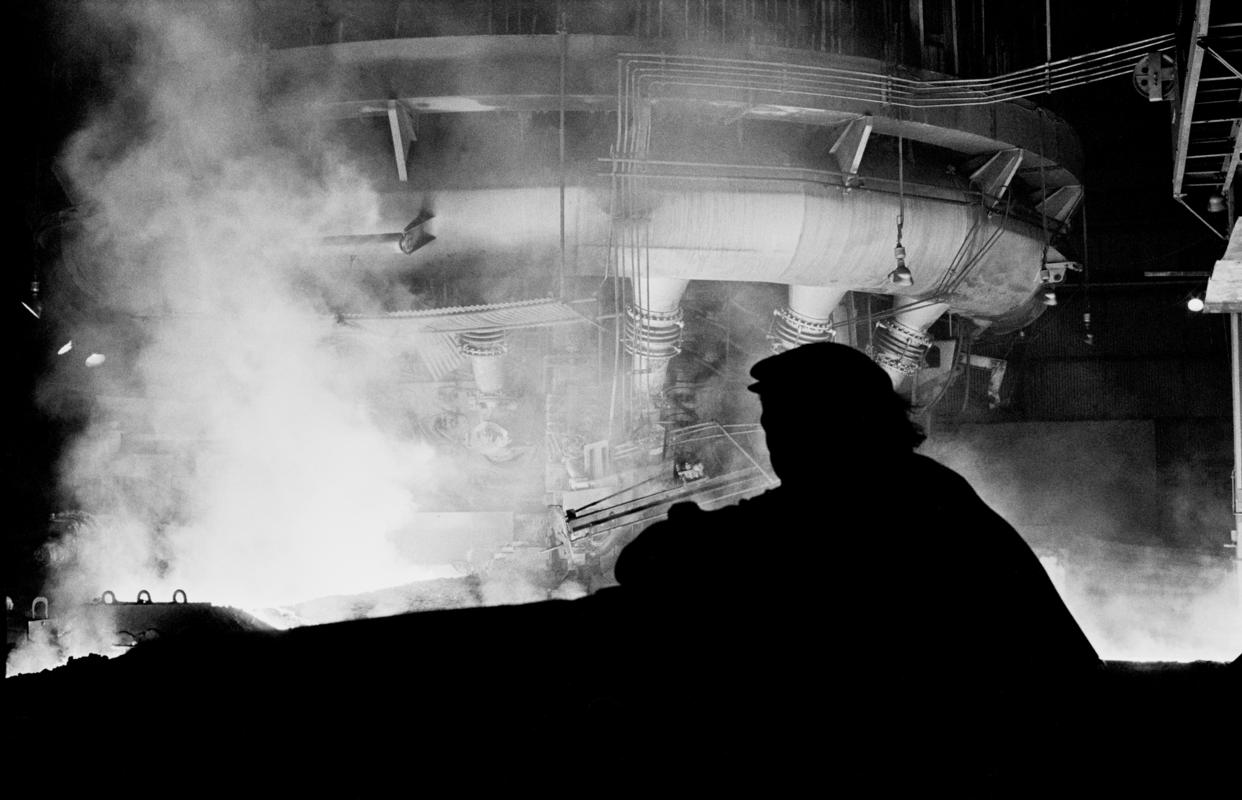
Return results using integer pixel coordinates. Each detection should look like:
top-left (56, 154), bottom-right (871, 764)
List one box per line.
top-left (6, 585), bottom-right (1238, 788)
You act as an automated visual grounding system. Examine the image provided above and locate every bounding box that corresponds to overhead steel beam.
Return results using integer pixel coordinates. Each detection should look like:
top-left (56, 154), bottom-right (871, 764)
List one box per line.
top-left (969, 148), bottom-right (1024, 206)
top-left (387, 99), bottom-right (417, 182)
top-left (827, 115), bottom-right (873, 188)
top-left (1225, 117), bottom-right (1242, 192)
top-left (1173, 0), bottom-right (1214, 197)
top-left (1035, 185), bottom-right (1085, 225)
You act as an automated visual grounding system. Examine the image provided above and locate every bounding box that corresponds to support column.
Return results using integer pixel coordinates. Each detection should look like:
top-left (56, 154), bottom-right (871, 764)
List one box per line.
top-left (769, 285), bottom-right (849, 353)
top-left (870, 297), bottom-right (950, 389)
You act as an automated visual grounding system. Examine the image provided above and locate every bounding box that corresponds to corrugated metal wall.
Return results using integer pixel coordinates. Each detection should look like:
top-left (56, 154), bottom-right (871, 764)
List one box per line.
top-left (1008, 287), bottom-right (1231, 421)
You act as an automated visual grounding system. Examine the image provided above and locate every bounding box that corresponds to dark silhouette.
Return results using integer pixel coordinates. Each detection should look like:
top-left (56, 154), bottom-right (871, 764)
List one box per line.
top-left (607, 342), bottom-right (1102, 770)
top-left (9, 343), bottom-right (1238, 785)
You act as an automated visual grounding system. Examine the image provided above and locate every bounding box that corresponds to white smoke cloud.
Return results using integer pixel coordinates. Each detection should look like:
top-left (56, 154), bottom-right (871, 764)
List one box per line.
top-left (6, 602), bottom-right (128, 677)
top-left (923, 423), bottom-right (1242, 662)
top-left (32, 3), bottom-right (465, 626)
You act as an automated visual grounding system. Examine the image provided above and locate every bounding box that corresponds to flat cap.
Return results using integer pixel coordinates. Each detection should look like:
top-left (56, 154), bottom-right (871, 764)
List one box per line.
top-left (748, 342), bottom-right (893, 398)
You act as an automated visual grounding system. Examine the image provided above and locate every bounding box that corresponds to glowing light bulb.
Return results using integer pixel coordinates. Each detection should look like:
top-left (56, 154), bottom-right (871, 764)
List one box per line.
top-left (888, 264), bottom-right (913, 286)
top-left (1187, 297), bottom-right (1205, 312)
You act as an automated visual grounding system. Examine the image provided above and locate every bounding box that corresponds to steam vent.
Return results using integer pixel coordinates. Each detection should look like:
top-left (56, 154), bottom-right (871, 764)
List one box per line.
top-left (7, 0), bottom-right (1242, 774)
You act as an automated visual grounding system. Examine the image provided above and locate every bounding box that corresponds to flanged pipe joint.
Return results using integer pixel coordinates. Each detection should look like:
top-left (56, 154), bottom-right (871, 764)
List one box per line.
top-left (769, 286), bottom-right (848, 353)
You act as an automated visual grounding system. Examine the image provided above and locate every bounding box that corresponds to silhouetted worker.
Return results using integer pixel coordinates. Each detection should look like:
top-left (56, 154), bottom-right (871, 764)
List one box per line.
top-left (609, 342), bottom-right (1101, 772)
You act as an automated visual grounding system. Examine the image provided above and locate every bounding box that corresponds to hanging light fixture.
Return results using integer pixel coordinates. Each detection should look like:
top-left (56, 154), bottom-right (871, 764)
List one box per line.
top-left (1208, 194), bottom-right (1226, 214)
top-left (888, 135), bottom-right (913, 287)
top-left (890, 246), bottom-right (913, 286)
top-left (1042, 288), bottom-right (1058, 306)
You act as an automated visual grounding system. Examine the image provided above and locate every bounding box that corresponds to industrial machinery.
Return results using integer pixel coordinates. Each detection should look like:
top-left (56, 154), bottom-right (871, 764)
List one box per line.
top-left (39, 1), bottom-right (1172, 598)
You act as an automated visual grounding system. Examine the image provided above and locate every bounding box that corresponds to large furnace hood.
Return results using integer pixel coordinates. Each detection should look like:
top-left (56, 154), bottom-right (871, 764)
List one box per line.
top-left (265, 31), bottom-right (1083, 323)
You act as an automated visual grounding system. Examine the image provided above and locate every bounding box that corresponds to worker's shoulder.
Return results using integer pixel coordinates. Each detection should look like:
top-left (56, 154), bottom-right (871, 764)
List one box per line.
top-left (910, 451), bottom-right (978, 494)
top-left (666, 488), bottom-right (778, 516)
top-left (907, 453), bottom-right (1003, 521)
top-left (666, 500), bottom-right (708, 519)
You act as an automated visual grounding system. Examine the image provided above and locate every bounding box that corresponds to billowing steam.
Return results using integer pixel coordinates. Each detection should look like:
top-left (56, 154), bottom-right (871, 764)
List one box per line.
top-left (11, 4), bottom-right (481, 673)
top-left (922, 422), bottom-right (1242, 662)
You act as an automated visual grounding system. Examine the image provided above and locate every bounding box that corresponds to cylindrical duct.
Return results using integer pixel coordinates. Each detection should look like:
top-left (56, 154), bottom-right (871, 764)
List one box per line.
top-left (458, 329), bottom-right (508, 396)
top-left (870, 299), bottom-right (949, 388)
top-left (625, 277), bottom-right (689, 421)
top-left (770, 285), bottom-right (849, 353)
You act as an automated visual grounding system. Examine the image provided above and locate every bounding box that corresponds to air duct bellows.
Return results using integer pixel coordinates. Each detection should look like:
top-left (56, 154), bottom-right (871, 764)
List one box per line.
top-left (624, 304), bottom-right (684, 360)
top-left (770, 306), bottom-right (835, 352)
top-left (458, 329), bottom-right (508, 358)
top-left (870, 318), bottom-right (933, 376)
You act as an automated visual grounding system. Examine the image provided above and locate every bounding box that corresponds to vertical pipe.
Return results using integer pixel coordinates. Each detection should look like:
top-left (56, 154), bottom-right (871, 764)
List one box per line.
top-left (1044, 0), bottom-right (1052, 92)
top-left (558, 4), bottom-right (567, 299)
top-left (980, 0), bottom-right (986, 73)
top-left (913, 0), bottom-right (925, 67)
top-left (627, 277), bottom-right (689, 429)
top-left (1232, 312), bottom-right (1242, 558)
top-left (950, 0), bottom-right (959, 74)
top-left (1044, 0), bottom-right (1052, 61)
top-left (821, 0), bottom-right (827, 52)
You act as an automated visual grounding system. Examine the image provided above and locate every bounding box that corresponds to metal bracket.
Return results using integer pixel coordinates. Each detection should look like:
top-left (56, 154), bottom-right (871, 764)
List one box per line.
top-left (1039, 261), bottom-right (1080, 285)
top-left (1201, 41), bottom-right (1242, 83)
top-left (966, 354), bottom-right (1008, 408)
top-left (969, 148), bottom-right (1024, 207)
top-left (828, 115), bottom-right (873, 188)
top-left (400, 209), bottom-right (435, 254)
top-left (1035, 185), bottom-right (1085, 226)
top-left (387, 100), bottom-right (417, 182)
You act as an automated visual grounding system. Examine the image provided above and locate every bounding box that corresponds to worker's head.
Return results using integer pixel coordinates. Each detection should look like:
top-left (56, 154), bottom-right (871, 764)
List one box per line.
top-left (748, 342), bottom-right (924, 484)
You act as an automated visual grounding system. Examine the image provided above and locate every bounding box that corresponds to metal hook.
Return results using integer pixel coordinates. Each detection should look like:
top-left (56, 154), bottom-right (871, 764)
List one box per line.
top-left (31, 597), bottom-right (49, 620)
top-left (136, 590), bottom-right (152, 604)
top-left (101, 590), bottom-right (116, 605)
top-left (172, 589), bottom-right (188, 604)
